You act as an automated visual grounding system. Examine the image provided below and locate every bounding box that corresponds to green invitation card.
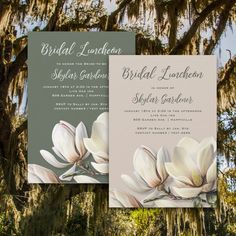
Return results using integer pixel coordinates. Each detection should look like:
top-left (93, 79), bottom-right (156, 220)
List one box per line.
top-left (28, 32), bottom-right (135, 184)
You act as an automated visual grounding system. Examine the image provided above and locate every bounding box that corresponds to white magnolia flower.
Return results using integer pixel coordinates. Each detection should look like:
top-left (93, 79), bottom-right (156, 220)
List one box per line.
top-left (110, 190), bottom-right (142, 208)
top-left (121, 146), bottom-right (170, 193)
top-left (84, 112), bottom-right (108, 174)
top-left (40, 120), bottom-right (89, 181)
top-left (28, 164), bottom-right (60, 183)
top-left (165, 137), bottom-right (217, 199)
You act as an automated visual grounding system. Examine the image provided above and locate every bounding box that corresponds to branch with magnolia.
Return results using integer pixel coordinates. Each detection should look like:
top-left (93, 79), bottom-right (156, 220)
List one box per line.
top-left (111, 137), bottom-right (217, 208)
top-left (28, 112), bottom-right (108, 184)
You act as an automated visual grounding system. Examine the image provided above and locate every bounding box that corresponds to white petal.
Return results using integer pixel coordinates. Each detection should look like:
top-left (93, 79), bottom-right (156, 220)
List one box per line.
top-left (121, 174), bottom-right (150, 192)
top-left (83, 138), bottom-right (108, 160)
top-left (96, 112), bottom-right (108, 126)
top-left (28, 172), bottom-right (42, 183)
top-left (52, 146), bottom-right (67, 162)
top-left (52, 123), bottom-right (79, 163)
top-left (28, 164), bottom-right (59, 183)
top-left (113, 190), bottom-right (141, 208)
top-left (157, 146), bottom-right (170, 182)
top-left (206, 159), bottom-right (217, 183)
top-left (198, 136), bottom-right (216, 152)
top-left (173, 186), bottom-right (202, 198)
top-left (92, 153), bottom-right (108, 163)
top-left (177, 137), bottom-right (199, 153)
top-left (142, 189), bottom-right (168, 204)
top-left (91, 121), bottom-right (108, 153)
top-left (74, 175), bottom-right (100, 183)
top-left (165, 163), bottom-right (194, 186)
top-left (59, 163), bottom-right (77, 181)
top-left (133, 171), bottom-right (151, 188)
top-left (141, 145), bottom-right (156, 158)
top-left (163, 176), bottom-right (188, 194)
top-left (91, 162), bottom-right (108, 174)
top-left (133, 147), bottom-right (161, 188)
top-left (197, 144), bottom-right (214, 177)
top-left (75, 122), bottom-right (88, 157)
top-left (172, 147), bottom-right (200, 179)
top-left (59, 120), bottom-right (76, 133)
top-left (172, 147), bottom-right (190, 174)
top-left (202, 182), bottom-right (215, 192)
top-left (40, 150), bottom-right (70, 168)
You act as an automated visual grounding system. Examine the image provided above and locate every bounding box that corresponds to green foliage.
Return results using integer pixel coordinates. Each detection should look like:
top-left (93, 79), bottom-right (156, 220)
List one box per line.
top-left (0, 212), bottom-right (16, 236)
top-left (130, 209), bottom-right (166, 236)
top-left (65, 212), bottom-right (87, 236)
top-left (227, 223), bottom-right (236, 235)
top-left (219, 171), bottom-right (236, 207)
top-left (100, 209), bottom-right (135, 236)
top-left (218, 111), bottom-right (236, 163)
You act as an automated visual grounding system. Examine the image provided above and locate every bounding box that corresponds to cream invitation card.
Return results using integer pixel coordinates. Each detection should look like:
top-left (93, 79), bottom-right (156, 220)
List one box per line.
top-left (109, 56), bottom-right (217, 207)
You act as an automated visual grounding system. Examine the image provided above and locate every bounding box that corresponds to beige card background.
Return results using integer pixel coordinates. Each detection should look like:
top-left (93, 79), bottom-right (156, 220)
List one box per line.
top-left (109, 55), bottom-right (217, 207)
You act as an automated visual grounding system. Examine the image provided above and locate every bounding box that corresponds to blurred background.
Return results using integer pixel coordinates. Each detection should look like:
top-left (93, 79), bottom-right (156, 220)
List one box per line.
top-left (0, 0), bottom-right (235, 235)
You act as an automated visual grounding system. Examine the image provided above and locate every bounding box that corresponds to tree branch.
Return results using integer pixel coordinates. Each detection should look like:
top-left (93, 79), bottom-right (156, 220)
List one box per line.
top-left (7, 45), bottom-right (27, 82)
top-left (170, 0), bottom-right (226, 55)
top-left (204, 0), bottom-right (236, 55)
top-left (106, 0), bottom-right (132, 30)
top-left (217, 57), bottom-right (236, 111)
top-left (44, 0), bottom-right (66, 31)
top-left (15, 120), bottom-right (27, 136)
top-left (217, 58), bottom-right (236, 90)
top-left (167, 1), bottom-right (181, 50)
top-left (7, 0), bottom-right (66, 84)
top-left (57, 18), bottom-right (105, 31)
top-left (191, 0), bottom-right (201, 15)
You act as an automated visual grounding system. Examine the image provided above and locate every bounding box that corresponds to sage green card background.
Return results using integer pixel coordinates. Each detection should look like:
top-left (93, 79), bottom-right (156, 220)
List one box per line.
top-left (28, 32), bottom-right (135, 183)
